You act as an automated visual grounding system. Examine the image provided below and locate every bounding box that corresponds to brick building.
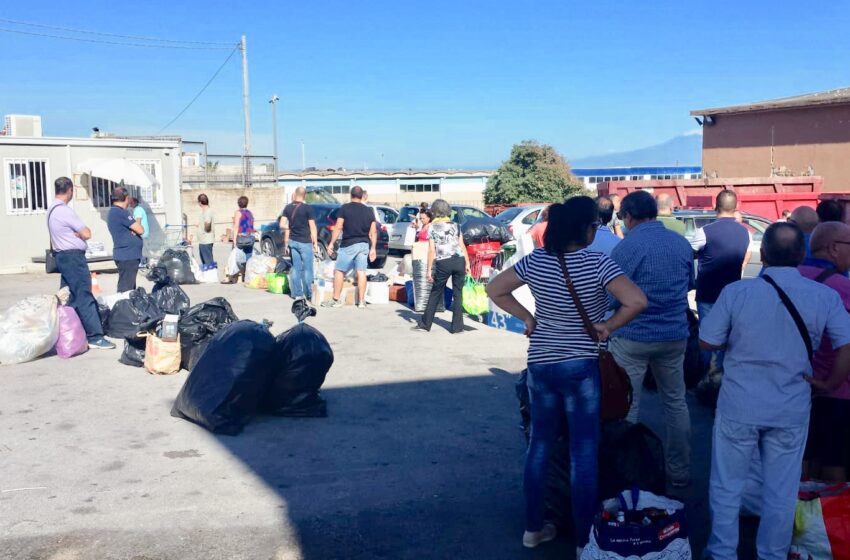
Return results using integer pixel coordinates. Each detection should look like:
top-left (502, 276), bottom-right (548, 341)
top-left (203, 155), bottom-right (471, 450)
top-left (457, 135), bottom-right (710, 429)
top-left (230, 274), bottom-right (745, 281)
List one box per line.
top-left (691, 87), bottom-right (850, 191)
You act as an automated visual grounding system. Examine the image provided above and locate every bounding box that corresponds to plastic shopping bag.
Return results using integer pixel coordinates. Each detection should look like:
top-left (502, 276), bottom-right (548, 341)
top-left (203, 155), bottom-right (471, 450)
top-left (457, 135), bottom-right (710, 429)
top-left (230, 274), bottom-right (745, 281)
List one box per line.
top-left (461, 277), bottom-right (489, 315)
top-left (791, 482), bottom-right (850, 560)
top-left (56, 305), bottom-right (88, 359)
top-left (266, 273), bottom-right (289, 294)
top-left (0, 295), bottom-right (60, 365)
top-left (582, 489), bottom-right (691, 560)
top-left (226, 248), bottom-right (247, 277)
top-left (244, 255), bottom-right (277, 286)
top-left (144, 333), bottom-right (181, 375)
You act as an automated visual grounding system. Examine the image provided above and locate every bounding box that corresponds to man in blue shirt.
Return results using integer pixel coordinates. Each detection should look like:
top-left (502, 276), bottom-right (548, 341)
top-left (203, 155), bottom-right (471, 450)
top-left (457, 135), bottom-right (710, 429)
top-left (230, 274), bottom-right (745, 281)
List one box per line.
top-left (691, 191), bottom-right (751, 374)
top-left (588, 196), bottom-right (620, 256)
top-left (107, 187), bottom-right (145, 292)
top-left (700, 222), bottom-right (850, 560)
top-left (609, 190), bottom-right (695, 487)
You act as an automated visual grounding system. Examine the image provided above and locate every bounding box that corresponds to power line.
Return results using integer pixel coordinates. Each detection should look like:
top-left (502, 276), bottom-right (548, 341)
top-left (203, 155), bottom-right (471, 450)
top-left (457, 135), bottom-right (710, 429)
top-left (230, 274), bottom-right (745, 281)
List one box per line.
top-left (0, 26), bottom-right (235, 50)
top-left (158, 45), bottom-right (241, 132)
top-left (0, 17), bottom-right (235, 46)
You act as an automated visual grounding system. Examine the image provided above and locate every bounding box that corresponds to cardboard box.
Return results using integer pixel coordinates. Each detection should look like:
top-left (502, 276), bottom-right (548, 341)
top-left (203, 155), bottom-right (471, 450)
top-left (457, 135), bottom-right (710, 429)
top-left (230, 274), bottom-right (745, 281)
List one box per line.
top-left (312, 281), bottom-right (357, 306)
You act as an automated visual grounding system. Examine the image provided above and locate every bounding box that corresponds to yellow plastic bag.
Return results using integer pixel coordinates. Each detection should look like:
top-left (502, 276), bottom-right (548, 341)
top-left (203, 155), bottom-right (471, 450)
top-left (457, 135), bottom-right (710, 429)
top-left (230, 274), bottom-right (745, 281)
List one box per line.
top-left (143, 333), bottom-right (181, 375)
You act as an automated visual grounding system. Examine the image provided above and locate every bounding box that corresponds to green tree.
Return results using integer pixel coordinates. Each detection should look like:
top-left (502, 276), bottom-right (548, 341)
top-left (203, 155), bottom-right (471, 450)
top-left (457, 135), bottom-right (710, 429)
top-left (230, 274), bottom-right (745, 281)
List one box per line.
top-left (484, 140), bottom-right (583, 204)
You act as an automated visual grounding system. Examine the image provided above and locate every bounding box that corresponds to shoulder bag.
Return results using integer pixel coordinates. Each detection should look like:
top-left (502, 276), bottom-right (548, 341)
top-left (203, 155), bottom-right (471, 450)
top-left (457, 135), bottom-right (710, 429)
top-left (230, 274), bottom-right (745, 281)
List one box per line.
top-left (45, 205), bottom-right (60, 274)
top-left (556, 253), bottom-right (633, 421)
top-left (763, 275), bottom-right (813, 363)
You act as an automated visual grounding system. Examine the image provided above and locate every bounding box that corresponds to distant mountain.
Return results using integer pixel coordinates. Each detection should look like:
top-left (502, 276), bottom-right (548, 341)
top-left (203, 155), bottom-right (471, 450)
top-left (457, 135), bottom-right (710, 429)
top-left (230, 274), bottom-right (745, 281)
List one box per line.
top-left (571, 133), bottom-right (702, 168)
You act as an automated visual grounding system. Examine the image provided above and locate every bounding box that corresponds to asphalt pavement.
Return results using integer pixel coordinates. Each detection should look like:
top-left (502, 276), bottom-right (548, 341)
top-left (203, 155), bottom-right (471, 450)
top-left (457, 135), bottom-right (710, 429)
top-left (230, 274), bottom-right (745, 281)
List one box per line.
top-left (0, 244), bottom-right (732, 560)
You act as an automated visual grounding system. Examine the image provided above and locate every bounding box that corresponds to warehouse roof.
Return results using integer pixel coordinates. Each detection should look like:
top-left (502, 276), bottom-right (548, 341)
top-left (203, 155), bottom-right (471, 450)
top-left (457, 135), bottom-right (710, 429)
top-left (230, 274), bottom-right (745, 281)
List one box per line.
top-left (691, 86), bottom-right (850, 116)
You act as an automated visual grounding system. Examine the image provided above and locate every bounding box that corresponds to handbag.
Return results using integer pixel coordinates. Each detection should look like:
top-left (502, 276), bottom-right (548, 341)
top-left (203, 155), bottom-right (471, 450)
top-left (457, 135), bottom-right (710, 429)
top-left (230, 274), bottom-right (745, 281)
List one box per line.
top-left (556, 253), bottom-right (633, 421)
top-left (45, 205), bottom-right (60, 274)
top-left (235, 233), bottom-right (255, 250)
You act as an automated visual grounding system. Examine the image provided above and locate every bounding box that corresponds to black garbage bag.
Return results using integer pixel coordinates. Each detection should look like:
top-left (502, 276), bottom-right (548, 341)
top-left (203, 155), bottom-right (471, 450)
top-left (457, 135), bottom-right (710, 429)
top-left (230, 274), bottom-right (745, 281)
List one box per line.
top-left (270, 391), bottom-right (328, 417)
top-left (171, 320), bottom-right (275, 435)
top-left (106, 288), bottom-right (164, 339)
top-left (177, 297), bottom-right (238, 371)
top-left (97, 303), bottom-right (111, 334)
top-left (644, 309), bottom-right (705, 391)
top-left (515, 371), bottom-right (666, 528)
top-left (291, 298), bottom-right (317, 323)
top-left (461, 217), bottom-right (511, 245)
top-left (367, 272), bottom-right (389, 282)
top-left (597, 420), bottom-right (666, 500)
top-left (146, 266), bottom-right (191, 316)
top-left (274, 258), bottom-right (292, 274)
top-left (158, 248), bottom-right (196, 284)
top-left (118, 336), bottom-right (146, 367)
top-left (259, 323), bottom-right (334, 416)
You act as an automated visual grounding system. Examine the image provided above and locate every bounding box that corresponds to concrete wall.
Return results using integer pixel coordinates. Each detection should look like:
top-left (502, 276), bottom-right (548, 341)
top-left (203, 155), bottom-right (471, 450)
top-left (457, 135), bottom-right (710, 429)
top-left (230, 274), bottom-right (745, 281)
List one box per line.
top-left (181, 185), bottom-right (284, 241)
top-left (0, 138), bottom-right (181, 273)
top-left (701, 104), bottom-right (850, 191)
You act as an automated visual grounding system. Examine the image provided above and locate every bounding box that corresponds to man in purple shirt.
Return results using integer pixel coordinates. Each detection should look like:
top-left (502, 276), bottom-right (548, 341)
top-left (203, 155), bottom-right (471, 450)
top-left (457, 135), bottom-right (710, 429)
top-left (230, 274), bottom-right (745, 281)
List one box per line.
top-left (48, 177), bottom-right (115, 350)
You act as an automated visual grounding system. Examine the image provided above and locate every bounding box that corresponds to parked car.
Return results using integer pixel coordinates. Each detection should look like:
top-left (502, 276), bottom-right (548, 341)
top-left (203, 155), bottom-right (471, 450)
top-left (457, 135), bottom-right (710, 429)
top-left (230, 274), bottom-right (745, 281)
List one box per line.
top-left (672, 209), bottom-right (771, 278)
top-left (389, 205), bottom-right (420, 251)
top-left (494, 205), bottom-right (546, 239)
top-left (260, 203), bottom-right (390, 268)
top-left (304, 186), bottom-right (340, 204)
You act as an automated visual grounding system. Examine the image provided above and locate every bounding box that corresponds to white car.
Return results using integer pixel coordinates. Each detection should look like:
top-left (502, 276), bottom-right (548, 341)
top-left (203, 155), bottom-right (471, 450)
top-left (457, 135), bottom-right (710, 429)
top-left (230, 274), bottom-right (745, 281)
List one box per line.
top-left (494, 205), bottom-right (546, 240)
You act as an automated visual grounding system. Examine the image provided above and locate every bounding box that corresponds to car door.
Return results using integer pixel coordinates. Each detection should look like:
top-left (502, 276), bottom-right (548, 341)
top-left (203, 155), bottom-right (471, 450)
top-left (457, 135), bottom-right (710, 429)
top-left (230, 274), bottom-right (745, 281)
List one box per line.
top-left (391, 207), bottom-right (418, 250)
top-left (514, 208), bottom-right (541, 239)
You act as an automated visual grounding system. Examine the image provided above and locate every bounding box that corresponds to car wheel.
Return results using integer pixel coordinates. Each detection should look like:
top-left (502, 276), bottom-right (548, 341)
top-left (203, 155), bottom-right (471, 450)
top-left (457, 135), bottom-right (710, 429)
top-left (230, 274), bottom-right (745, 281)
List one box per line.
top-left (261, 238), bottom-right (277, 257)
top-left (315, 242), bottom-right (330, 262)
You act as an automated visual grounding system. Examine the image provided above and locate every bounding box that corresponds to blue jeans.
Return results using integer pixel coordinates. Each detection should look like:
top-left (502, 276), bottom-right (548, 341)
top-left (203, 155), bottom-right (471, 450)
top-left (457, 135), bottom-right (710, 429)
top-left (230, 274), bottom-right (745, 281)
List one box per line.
top-left (707, 413), bottom-right (808, 560)
top-left (198, 243), bottom-right (214, 266)
top-left (289, 241), bottom-right (314, 299)
top-left (55, 250), bottom-right (103, 341)
top-left (698, 301), bottom-right (724, 373)
top-left (526, 358), bottom-right (600, 545)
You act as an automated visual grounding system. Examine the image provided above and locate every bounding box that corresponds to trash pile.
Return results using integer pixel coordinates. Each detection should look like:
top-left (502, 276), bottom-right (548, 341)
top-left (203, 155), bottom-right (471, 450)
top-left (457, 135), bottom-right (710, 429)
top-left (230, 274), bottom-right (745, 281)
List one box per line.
top-left (0, 287), bottom-right (85, 365)
top-left (171, 319), bottom-right (334, 435)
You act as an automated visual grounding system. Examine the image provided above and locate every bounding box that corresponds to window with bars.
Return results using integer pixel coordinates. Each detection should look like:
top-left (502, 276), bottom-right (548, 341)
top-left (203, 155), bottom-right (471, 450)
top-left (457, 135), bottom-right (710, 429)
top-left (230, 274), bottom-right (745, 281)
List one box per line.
top-left (400, 183), bottom-right (439, 193)
top-left (90, 176), bottom-right (117, 208)
top-left (129, 159), bottom-right (163, 208)
top-left (5, 158), bottom-right (50, 215)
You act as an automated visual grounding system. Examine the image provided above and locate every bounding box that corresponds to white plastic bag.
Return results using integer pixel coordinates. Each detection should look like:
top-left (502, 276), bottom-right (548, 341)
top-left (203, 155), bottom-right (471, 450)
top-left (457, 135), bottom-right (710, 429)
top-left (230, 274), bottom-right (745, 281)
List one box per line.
top-left (0, 295), bottom-right (60, 365)
top-left (244, 254), bottom-right (276, 284)
top-left (198, 267), bottom-right (220, 284)
top-left (98, 290), bottom-right (132, 309)
top-left (365, 281), bottom-right (390, 304)
top-left (226, 248), bottom-right (247, 276)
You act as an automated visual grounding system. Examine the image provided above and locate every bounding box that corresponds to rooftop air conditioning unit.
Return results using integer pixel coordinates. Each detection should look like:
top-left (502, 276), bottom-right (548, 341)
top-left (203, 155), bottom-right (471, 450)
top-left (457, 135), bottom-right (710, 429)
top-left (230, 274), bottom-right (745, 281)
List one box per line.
top-left (3, 115), bottom-right (43, 137)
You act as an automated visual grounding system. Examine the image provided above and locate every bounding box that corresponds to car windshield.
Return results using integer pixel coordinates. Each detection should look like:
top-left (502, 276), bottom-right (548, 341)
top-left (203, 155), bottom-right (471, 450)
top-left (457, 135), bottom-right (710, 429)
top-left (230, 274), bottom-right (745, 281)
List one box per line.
top-left (305, 190), bottom-right (339, 204)
top-left (398, 207), bottom-right (418, 223)
top-left (495, 207), bottom-right (523, 223)
top-left (742, 217), bottom-right (769, 242)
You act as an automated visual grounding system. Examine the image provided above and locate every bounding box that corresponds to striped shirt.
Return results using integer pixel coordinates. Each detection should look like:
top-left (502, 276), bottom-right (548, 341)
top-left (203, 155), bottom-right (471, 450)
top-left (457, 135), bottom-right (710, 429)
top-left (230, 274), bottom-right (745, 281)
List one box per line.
top-left (514, 248), bottom-right (623, 364)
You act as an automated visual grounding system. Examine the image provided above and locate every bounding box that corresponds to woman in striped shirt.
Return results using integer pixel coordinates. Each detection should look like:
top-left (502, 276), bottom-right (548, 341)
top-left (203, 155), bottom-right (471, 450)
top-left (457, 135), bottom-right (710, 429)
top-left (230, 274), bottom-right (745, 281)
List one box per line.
top-left (487, 196), bottom-right (646, 553)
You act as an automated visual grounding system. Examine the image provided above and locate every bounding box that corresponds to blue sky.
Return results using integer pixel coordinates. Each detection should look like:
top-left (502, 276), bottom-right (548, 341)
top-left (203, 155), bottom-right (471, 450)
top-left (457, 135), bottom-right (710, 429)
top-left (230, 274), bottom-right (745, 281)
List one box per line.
top-left (2, 0), bottom-right (849, 169)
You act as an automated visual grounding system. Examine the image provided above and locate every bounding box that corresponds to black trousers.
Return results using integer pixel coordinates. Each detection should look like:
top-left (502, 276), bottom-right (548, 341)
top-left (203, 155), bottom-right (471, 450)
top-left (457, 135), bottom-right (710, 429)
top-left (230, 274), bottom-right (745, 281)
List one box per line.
top-left (56, 250), bottom-right (103, 340)
top-left (421, 255), bottom-right (465, 333)
top-left (198, 244), bottom-right (214, 266)
top-left (115, 259), bottom-right (140, 293)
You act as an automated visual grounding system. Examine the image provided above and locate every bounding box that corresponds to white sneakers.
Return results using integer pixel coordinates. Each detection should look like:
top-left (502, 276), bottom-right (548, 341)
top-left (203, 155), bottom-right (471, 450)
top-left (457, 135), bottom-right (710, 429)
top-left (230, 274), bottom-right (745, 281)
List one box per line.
top-left (522, 523), bottom-right (557, 548)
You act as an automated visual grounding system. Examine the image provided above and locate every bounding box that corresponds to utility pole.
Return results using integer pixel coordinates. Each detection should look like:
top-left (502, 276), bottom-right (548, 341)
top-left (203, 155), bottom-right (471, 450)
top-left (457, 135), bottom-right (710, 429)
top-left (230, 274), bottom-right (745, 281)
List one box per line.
top-left (300, 140), bottom-right (305, 170)
top-left (240, 35), bottom-right (252, 188)
top-left (269, 94), bottom-right (280, 181)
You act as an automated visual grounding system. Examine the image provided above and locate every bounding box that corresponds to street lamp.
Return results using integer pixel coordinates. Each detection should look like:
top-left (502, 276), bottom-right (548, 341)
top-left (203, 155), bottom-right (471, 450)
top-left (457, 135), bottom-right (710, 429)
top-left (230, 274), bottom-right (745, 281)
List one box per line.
top-left (269, 94), bottom-right (280, 181)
